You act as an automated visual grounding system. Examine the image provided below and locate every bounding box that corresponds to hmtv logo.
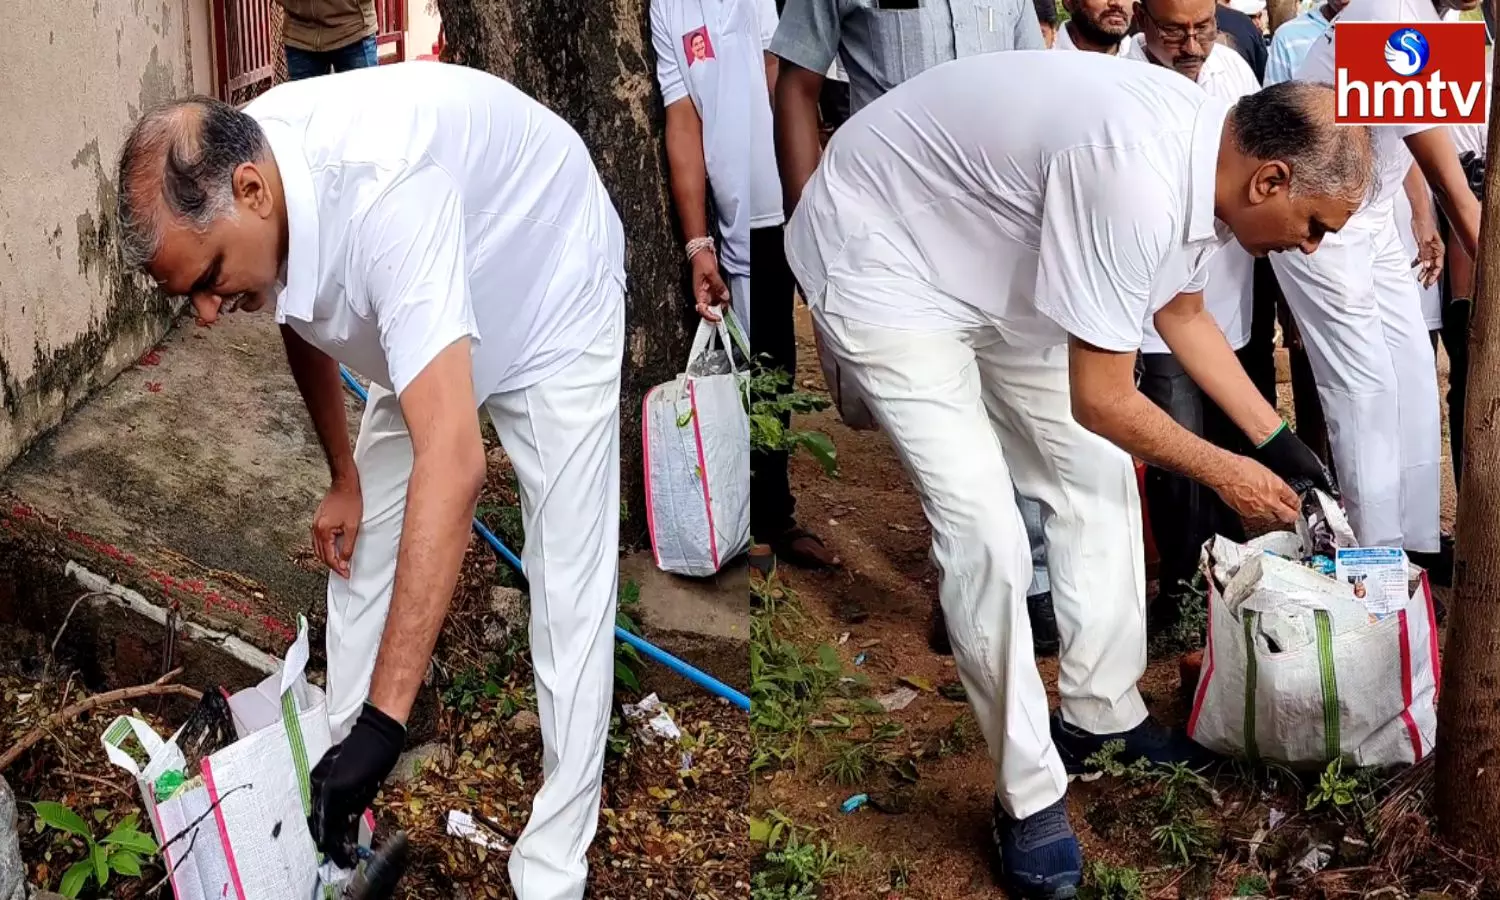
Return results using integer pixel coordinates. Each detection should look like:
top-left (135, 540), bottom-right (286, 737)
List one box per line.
top-left (1334, 22), bottom-right (1489, 124)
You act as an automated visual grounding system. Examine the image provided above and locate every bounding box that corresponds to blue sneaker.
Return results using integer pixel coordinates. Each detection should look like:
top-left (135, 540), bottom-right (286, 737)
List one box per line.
top-left (991, 798), bottom-right (1082, 899)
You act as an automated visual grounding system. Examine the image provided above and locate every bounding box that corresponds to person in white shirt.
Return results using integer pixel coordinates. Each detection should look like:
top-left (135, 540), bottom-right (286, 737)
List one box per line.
top-left (114, 63), bottom-right (627, 900)
top-left (1269, 0), bottom-right (1482, 584)
top-left (1053, 0), bottom-right (1133, 52)
top-left (1106, 0), bottom-right (1268, 635)
top-left (788, 51), bottom-right (1360, 896)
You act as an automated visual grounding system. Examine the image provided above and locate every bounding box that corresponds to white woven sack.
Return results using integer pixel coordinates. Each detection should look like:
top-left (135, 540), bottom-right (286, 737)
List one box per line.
top-left (644, 312), bottom-right (751, 576)
top-left (102, 616), bottom-right (333, 900)
top-left (1187, 539), bottom-right (1441, 770)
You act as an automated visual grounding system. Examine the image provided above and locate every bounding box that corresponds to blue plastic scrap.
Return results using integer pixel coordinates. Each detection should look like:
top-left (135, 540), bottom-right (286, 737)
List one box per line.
top-left (840, 793), bottom-right (869, 814)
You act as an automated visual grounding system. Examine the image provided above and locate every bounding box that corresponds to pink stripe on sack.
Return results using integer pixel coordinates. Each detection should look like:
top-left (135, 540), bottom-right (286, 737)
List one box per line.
top-left (686, 381), bottom-right (720, 570)
top-left (1396, 609), bottom-right (1424, 761)
top-left (1185, 582), bottom-right (1218, 738)
top-left (1422, 573), bottom-right (1441, 702)
top-left (200, 758), bottom-right (247, 900)
top-left (641, 388), bottom-right (663, 568)
top-left (146, 787), bottom-right (179, 899)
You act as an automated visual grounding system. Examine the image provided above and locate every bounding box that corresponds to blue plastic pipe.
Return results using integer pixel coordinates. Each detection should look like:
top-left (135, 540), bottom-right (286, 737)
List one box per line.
top-left (337, 365), bottom-right (751, 712)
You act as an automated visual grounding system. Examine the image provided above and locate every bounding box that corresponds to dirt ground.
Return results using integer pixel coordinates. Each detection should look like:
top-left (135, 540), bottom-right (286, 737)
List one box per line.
top-left (749, 307), bottom-right (1473, 899)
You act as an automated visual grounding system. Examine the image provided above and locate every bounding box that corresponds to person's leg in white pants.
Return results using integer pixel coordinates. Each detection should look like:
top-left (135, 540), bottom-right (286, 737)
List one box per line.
top-left (324, 299), bottom-right (624, 900)
top-left (812, 306), bottom-right (1144, 818)
top-left (1271, 206), bottom-right (1441, 550)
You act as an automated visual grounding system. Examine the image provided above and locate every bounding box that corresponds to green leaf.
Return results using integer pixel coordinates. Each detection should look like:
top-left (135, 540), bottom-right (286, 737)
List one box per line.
top-left (797, 431), bottom-right (838, 475)
top-left (614, 659), bottom-right (641, 692)
top-left (749, 817), bottom-right (772, 843)
top-left (109, 850), bottom-right (143, 877)
top-left (31, 802), bottom-right (92, 840)
top-left (92, 843), bottom-right (109, 887)
top-left (101, 826), bottom-right (157, 856)
top-left (59, 860), bottom-right (92, 898)
top-left (675, 408), bottom-right (695, 428)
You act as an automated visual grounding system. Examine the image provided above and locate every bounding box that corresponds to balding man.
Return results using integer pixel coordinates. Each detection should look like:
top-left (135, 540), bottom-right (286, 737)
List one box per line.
top-left (788, 52), bottom-right (1360, 895)
top-left (1269, 0), bottom-right (1483, 583)
top-left (115, 62), bottom-right (625, 900)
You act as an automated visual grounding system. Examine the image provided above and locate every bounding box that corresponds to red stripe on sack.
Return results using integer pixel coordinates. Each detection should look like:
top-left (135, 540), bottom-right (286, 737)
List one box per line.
top-left (1397, 609), bottom-right (1424, 761)
top-left (1186, 581), bottom-right (1218, 737)
top-left (641, 388), bottom-right (663, 568)
top-left (201, 759), bottom-right (248, 900)
top-left (1422, 573), bottom-right (1441, 702)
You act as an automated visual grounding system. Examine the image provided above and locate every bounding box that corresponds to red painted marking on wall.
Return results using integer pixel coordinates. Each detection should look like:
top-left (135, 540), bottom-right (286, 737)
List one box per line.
top-left (145, 382), bottom-right (163, 393)
top-left (138, 349), bottom-right (163, 367)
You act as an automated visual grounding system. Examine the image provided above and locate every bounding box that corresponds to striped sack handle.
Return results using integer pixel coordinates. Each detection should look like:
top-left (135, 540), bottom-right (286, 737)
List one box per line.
top-left (102, 615), bottom-right (336, 900)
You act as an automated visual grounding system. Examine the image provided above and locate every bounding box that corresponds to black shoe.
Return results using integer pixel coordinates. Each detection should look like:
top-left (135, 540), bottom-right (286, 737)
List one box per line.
top-left (1407, 534), bottom-right (1454, 588)
top-left (928, 601), bottom-right (953, 656)
top-left (991, 798), bottom-right (1082, 899)
top-left (1029, 592), bottom-right (1060, 658)
top-left (1050, 712), bottom-right (1218, 780)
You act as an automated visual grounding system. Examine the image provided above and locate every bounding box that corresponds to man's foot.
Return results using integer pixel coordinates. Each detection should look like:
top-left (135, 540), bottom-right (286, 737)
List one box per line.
top-left (1050, 713), bottom-right (1217, 780)
top-left (1407, 533), bottom-right (1454, 588)
top-left (991, 798), bottom-right (1082, 899)
top-left (765, 525), bottom-right (840, 570)
top-left (1029, 592), bottom-right (1060, 659)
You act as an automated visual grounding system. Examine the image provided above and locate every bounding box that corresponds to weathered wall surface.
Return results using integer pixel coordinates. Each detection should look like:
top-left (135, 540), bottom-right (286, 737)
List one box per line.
top-left (0, 0), bottom-right (214, 472)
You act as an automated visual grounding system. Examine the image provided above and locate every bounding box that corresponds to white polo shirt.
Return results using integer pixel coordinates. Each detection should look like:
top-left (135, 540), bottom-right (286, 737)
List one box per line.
top-left (1120, 38), bottom-right (1260, 352)
top-left (1051, 20), bottom-right (1127, 54)
top-left (786, 51), bottom-right (1233, 353)
top-left (1296, 0), bottom-right (1443, 211)
top-left (245, 61), bottom-right (626, 401)
top-left (651, 0), bottom-right (784, 279)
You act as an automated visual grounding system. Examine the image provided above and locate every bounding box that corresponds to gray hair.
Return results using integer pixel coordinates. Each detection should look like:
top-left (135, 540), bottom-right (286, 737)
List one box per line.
top-left (116, 96), bottom-right (269, 269)
top-left (1230, 81), bottom-right (1379, 205)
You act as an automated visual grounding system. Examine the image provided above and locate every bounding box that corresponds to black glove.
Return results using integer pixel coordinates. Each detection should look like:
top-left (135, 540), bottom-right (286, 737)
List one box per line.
top-left (1460, 150), bottom-right (1486, 200)
top-left (309, 703), bottom-right (406, 869)
top-left (1250, 421), bottom-right (1337, 498)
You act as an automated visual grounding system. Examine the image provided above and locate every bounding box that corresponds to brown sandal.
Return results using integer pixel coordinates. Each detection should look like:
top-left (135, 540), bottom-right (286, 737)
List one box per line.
top-left (769, 526), bottom-right (840, 571)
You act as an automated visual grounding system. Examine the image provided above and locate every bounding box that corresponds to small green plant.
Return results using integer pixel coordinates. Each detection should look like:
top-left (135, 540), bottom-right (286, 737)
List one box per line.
top-left (750, 577), bottom-right (852, 772)
top-left (1156, 761), bottom-right (1213, 815)
top-left (1084, 740), bottom-right (1153, 782)
top-left (1233, 873), bottom-right (1271, 896)
top-left (32, 803), bottom-right (157, 898)
top-left (746, 363), bottom-right (837, 476)
top-left (821, 740), bottom-right (870, 786)
top-left (1080, 860), bottom-right (1145, 900)
top-left (615, 580), bottom-right (645, 693)
top-left (749, 809), bottom-right (802, 851)
top-left (1305, 758), bottom-right (1371, 814)
top-left (1151, 816), bottom-right (1214, 865)
top-left (751, 835), bottom-right (844, 900)
top-left (938, 713), bottom-right (982, 758)
top-left (1148, 576), bottom-right (1210, 656)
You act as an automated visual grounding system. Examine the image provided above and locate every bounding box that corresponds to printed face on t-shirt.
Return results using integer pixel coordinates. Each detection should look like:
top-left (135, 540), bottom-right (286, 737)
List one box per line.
top-left (684, 27), bottom-right (715, 64)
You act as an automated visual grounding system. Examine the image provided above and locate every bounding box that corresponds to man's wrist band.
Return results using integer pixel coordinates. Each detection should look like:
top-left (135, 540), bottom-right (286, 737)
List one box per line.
top-left (1256, 420), bottom-right (1289, 451)
top-left (685, 236), bottom-right (715, 261)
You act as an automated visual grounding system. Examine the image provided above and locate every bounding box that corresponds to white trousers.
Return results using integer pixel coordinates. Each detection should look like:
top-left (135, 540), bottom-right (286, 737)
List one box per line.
top-left (326, 300), bottom-right (625, 900)
top-left (1270, 202), bottom-right (1441, 551)
top-left (811, 304), bottom-right (1148, 820)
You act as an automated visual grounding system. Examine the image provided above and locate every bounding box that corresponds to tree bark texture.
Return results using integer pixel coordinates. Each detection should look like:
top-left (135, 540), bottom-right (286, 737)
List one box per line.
top-left (1267, 0), bottom-right (1299, 32)
top-left (1435, 52), bottom-right (1500, 862)
top-left (435, 0), bottom-right (697, 548)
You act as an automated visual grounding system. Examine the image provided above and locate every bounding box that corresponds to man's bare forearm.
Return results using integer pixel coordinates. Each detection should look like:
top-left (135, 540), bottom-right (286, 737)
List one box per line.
top-left (664, 102), bottom-right (712, 241)
top-left (774, 63), bottom-right (827, 216)
top-left (1404, 162), bottom-right (1436, 230)
top-left (1069, 349), bottom-right (1240, 487)
top-left (280, 324), bottom-right (357, 486)
top-left (366, 446), bottom-right (484, 723)
top-left (1407, 128), bottom-right (1481, 258)
top-left (1153, 295), bottom-right (1283, 445)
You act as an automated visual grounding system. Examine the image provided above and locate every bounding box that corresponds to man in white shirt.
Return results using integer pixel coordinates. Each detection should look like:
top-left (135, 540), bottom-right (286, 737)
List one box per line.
top-left (1269, 0), bottom-right (1481, 583)
top-left (1053, 0), bottom-right (1133, 52)
top-left (115, 63), bottom-right (627, 900)
top-left (788, 51), bottom-right (1360, 896)
top-left (1117, 0), bottom-right (1267, 635)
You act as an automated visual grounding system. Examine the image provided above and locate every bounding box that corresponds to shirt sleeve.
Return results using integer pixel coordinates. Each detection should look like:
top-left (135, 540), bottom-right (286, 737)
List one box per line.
top-left (1013, 0), bottom-right (1047, 50)
top-left (759, 0), bottom-right (779, 49)
top-left (1033, 145), bottom-right (1180, 352)
top-left (1263, 32), bottom-right (1292, 85)
top-left (355, 164), bottom-right (481, 398)
top-left (769, 0), bottom-right (843, 74)
top-left (651, 0), bottom-right (690, 106)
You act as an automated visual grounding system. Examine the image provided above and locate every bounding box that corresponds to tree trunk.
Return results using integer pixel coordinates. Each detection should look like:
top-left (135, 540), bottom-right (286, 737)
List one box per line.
top-left (1435, 53), bottom-right (1500, 862)
top-left (1267, 0), bottom-right (1299, 32)
top-left (434, 0), bottom-right (696, 549)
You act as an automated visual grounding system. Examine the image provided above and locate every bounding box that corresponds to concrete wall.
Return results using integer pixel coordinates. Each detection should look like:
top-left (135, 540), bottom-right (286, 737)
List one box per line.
top-left (0, 0), bottom-right (215, 472)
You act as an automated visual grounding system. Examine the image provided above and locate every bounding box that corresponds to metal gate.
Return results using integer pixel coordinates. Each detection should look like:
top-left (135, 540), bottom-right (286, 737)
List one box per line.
top-left (213, 0), bottom-right (409, 104)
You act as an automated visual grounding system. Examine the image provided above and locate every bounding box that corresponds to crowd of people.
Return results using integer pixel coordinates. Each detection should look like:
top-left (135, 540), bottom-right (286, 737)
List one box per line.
top-left (668, 0), bottom-right (1490, 896)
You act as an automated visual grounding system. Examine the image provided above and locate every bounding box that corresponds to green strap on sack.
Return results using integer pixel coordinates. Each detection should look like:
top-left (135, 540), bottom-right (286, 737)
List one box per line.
top-left (1242, 608), bottom-right (1342, 763)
